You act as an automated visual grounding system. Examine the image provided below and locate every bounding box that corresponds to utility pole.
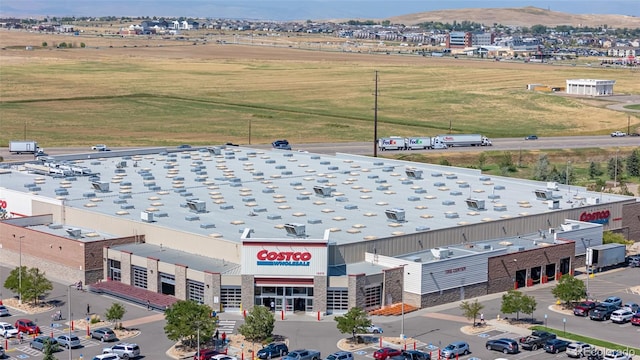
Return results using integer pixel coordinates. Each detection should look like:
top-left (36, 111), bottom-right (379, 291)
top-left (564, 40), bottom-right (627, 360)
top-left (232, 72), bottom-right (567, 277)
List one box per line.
top-left (373, 70), bottom-right (379, 158)
top-left (628, 115), bottom-right (631, 136)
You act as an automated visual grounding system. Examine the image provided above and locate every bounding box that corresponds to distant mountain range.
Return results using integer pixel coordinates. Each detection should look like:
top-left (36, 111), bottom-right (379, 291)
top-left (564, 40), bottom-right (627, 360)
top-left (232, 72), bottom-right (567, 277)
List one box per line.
top-left (383, 6), bottom-right (640, 29)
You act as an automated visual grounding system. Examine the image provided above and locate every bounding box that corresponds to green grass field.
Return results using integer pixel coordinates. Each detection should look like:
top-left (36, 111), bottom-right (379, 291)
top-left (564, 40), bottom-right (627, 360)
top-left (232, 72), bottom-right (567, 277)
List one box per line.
top-left (1, 37), bottom-right (640, 147)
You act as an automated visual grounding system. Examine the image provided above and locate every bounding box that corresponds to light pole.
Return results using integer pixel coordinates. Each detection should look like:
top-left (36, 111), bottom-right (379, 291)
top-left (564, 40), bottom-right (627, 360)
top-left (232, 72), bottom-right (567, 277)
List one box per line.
top-left (584, 238), bottom-right (592, 300)
top-left (399, 264), bottom-right (408, 340)
top-left (68, 284), bottom-right (74, 360)
top-left (614, 149), bottom-right (620, 188)
top-left (566, 160), bottom-right (572, 203)
top-left (13, 234), bottom-right (25, 304)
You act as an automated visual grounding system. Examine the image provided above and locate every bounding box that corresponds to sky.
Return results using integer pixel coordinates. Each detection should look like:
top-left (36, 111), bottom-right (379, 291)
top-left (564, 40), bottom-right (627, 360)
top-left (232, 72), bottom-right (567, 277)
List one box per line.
top-left (1, 0), bottom-right (639, 20)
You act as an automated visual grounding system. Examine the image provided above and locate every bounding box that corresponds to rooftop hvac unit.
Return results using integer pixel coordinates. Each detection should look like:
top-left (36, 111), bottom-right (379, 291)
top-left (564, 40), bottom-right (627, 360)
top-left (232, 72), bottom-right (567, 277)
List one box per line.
top-left (186, 199), bottom-right (207, 213)
top-left (141, 211), bottom-right (155, 223)
top-left (385, 208), bottom-right (406, 223)
top-left (313, 185), bottom-right (334, 198)
top-left (65, 228), bottom-right (82, 238)
top-left (91, 181), bottom-right (110, 192)
top-left (548, 199), bottom-right (560, 209)
top-left (465, 198), bottom-right (486, 210)
top-left (116, 161), bottom-right (127, 169)
top-left (586, 197), bottom-right (600, 205)
top-left (430, 247), bottom-right (449, 259)
top-left (546, 182), bottom-right (559, 191)
top-left (284, 223), bottom-right (306, 237)
top-left (561, 223), bottom-right (579, 231)
top-left (405, 169), bottom-right (423, 179)
top-left (207, 147), bottom-right (222, 155)
top-left (534, 189), bottom-right (553, 200)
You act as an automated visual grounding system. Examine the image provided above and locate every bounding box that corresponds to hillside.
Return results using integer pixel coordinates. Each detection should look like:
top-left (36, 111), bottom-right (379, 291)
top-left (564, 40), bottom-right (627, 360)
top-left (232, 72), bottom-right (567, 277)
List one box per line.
top-left (385, 6), bottom-right (640, 28)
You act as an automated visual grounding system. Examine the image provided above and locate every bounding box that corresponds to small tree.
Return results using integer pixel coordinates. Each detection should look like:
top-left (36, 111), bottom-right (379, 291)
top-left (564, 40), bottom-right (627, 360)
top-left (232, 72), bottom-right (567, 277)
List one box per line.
top-left (42, 41), bottom-right (48, 47)
top-left (459, 299), bottom-right (484, 326)
top-left (164, 300), bottom-right (216, 349)
top-left (3, 266), bottom-right (28, 299)
top-left (24, 267), bottom-right (53, 305)
top-left (42, 338), bottom-right (59, 360)
top-left (237, 305), bottom-right (275, 343)
top-left (334, 306), bottom-right (371, 341)
top-left (105, 302), bottom-right (127, 329)
top-left (501, 290), bottom-right (527, 320)
top-left (477, 153), bottom-right (487, 170)
top-left (551, 274), bottom-right (586, 307)
top-left (520, 294), bottom-right (537, 319)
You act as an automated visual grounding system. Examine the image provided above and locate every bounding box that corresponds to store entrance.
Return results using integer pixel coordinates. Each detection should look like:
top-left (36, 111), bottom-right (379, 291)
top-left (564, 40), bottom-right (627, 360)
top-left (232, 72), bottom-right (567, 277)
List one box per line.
top-left (255, 285), bottom-right (314, 313)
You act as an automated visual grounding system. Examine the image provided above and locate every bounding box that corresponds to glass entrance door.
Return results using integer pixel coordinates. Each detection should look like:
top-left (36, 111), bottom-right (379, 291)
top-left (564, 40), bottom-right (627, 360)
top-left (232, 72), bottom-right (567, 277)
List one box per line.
top-left (255, 285), bottom-right (313, 313)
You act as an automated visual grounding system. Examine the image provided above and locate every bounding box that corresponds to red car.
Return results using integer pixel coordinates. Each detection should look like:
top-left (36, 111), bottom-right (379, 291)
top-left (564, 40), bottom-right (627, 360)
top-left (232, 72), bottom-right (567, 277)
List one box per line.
top-left (573, 301), bottom-right (598, 317)
top-left (373, 347), bottom-right (401, 360)
top-left (14, 319), bottom-right (40, 335)
top-left (631, 313), bottom-right (640, 326)
top-left (194, 348), bottom-right (224, 360)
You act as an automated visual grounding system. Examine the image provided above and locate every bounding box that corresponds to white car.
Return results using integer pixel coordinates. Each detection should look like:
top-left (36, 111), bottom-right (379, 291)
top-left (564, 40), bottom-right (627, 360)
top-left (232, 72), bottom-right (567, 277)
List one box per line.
top-left (610, 309), bottom-right (634, 323)
top-left (91, 144), bottom-right (109, 151)
top-left (366, 324), bottom-right (383, 334)
top-left (212, 355), bottom-right (238, 360)
top-left (604, 351), bottom-right (631, 360)
top-left (566, 342), bottom-right (592, 358)
top-left (0, 322), bottom-right (19, 338)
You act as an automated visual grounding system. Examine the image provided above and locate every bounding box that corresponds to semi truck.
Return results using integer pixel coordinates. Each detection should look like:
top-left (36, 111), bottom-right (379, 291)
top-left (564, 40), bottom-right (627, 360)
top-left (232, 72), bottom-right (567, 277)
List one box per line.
top-left (587, 243), bottom-right (626, 270)
top-left (378, 136), bottom-right (406, 151)
top-left (378, 136), bottom-right (448, 151)
top-left (434, 134), bottom-right (492, 147)
top-left (9, 140), bottom-right (42, 154)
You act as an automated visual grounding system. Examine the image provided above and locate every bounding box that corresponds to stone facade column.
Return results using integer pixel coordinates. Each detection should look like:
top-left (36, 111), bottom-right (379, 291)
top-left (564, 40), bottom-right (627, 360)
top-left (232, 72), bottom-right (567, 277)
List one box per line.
top-left (175, 264), bottom-right (188, 301)
top-left (348, 273), bottom-right (366, 309)
top-left (313, 275), bottom-right (327, 313)
top-left (120, 251), bottom-right (132, 285)
top-left (102, 247), bottom-right (109, 281)
top-left (204, 271), bottom-right (221, 312)
top-left (241, 275), bottom-right (255, 312)
top-left (146, 257), bottom-right (159, 293)
top-left (383, 267), bottom-right (403, 306)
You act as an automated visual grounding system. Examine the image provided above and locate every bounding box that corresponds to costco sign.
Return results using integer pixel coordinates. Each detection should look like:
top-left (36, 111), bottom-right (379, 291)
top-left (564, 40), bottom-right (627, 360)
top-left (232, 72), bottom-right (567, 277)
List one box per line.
top-left (256, 250), bottom-right (311, 266)
top-left (579, 210), bottom-right (610, 224)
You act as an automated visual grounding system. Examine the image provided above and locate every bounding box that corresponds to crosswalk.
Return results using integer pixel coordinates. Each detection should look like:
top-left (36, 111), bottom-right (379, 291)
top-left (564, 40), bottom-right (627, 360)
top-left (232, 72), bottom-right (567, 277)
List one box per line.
top-left (217, 319), bottom-right (237, 334)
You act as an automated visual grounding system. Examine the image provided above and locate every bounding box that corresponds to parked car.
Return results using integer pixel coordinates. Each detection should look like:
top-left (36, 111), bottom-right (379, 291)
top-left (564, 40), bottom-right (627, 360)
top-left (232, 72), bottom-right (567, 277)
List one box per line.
top-left (102, 342), bottom-right (141, 359)
top-left (14, 319), bottom-right (41, 335)
top-left (566, 342), bottom-right (593, 358)
top-left (610, 309), bottom-right (634, 323)
top-left (56, 334), bottom-right (82, 349)
top-left (390, 350), bottom-right (430, 360)
top-left (325, 351), bottom-right (354, 360)
top-left (29, 336), bottom-right (59, 352)
top-left (194, 348), bottom-right (223, 360)
top-left (177, 144), bottom-right (192, 149)
top-left (0, 322), bottom-right (18, 338)
top-left (90, 327), bottom-right (118, 342)
top-left (603, 351), bottom-right (631, 360)
top-left (590, 303), bottom-right (619, 321)
top-left (629, 257), bottom-right (640, 268)
top-left (485, 338), bottom-right (519, 354)
top-left (272, 139), bottom-right (292, 150)
top-left (93, 354), bottom-right (120, 360)
top-left (0, 306), bottom-right (9, 317)
top-left (373, 347), bottom-right (402, 360)
top-left (621, 302), bottom-right (639, 313)
top-left (631, 313), bottom-right (640, 326)
top-left (257, 342), bottom-right (289, 359)
top-left (543, 339), bottom-right (571, 354)
top-left (601, 296), bottom-right (622, 307)
top-left (440, 341), bottom-right (470, 359)
top-left (573, 300), bottom-right (598, 316)
top-left (524, 135), bottom-right (538, 140)
top-left (211, 355), bottom-right (238, 360)
top-left (366, 324), bottom-right (383, 334)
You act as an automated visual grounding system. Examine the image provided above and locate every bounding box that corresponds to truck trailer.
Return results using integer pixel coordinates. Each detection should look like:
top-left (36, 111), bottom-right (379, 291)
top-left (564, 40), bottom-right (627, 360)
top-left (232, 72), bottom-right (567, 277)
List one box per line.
top-left (434, 134), bottom-right (492, 147)
top-left (378, 136), bottom-right (407, 151)
top-left (406, 137), bottom-right (448, 150)
top-left (587, 243), bottom-right (626, 270)
top-left (9, 140), bottom-right (41, 154)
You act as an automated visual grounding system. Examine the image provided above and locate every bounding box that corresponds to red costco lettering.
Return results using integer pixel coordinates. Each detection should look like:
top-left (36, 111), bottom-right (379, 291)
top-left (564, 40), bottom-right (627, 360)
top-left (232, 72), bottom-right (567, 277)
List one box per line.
top-left (579, 210), bottom-right (610, 222)
top-left (0, 200), bottom-right (7, 209)
top-left (257, 250), bottom-right (312, 261)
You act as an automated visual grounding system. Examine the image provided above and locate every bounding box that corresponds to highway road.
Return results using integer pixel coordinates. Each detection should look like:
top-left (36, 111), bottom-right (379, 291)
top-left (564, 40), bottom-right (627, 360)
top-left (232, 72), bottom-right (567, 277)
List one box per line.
top-left (1, 136), bottom-right (638, 163)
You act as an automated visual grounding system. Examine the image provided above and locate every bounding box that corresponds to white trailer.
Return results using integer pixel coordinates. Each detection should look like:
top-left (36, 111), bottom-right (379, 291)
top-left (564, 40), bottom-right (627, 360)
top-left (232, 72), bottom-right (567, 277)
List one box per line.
top-left (406, 137), bottom-right (448, 150)
top-left (435, 134), bottom-right (492, 147)
top-left (9, 140), bottom-right (40, 154)
top-left (378, 136), bottom-right (406, 151)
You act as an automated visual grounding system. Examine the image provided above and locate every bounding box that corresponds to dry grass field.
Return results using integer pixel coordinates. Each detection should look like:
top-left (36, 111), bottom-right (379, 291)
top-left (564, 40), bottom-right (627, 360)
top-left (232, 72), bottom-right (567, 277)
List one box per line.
top-left (1, 29), bottom-right (639, 148)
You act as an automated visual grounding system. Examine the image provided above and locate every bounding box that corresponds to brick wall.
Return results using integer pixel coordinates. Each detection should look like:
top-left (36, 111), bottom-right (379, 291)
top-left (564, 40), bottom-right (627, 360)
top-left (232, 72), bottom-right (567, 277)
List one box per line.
top-left (313, 275), bottom-right (327, 313)
top-left (622, 202), bottom-right (640, 242)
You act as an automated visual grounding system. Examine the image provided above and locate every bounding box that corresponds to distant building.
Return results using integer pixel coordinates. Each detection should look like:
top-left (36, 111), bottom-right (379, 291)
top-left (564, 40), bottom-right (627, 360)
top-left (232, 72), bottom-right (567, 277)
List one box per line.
top-left (446, 31), bottom-right (472, 48)
top-left (566, 79), bottom-right (616, 96)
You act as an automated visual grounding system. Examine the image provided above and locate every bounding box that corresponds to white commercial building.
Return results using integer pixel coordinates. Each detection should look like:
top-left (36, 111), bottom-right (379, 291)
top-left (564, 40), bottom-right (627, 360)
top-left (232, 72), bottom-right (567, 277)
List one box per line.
top-left (566, 79), bottom-right (615, 96)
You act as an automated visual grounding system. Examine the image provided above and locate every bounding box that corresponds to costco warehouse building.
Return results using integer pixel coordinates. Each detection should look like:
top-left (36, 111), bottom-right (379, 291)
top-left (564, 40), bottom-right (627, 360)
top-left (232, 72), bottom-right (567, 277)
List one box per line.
top-left (0, 146), bottom-right (638, 313)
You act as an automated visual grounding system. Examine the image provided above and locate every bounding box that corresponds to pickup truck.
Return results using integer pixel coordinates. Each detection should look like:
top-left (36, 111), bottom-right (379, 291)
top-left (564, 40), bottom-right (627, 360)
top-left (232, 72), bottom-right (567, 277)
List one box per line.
top-left (610, 131), bottom-right (627, 137)
top-left (283, 349), bottom-right (321, 360)
top-left (589, 303), bottom-right (619, 321)
top-left (519, 330), bottom-right (556, 351)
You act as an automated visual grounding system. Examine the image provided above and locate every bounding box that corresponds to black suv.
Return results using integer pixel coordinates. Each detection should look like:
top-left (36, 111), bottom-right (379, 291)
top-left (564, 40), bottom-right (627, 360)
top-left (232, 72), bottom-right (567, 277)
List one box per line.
top-left (589, 303), bottom-right (619, 321)
top-left (257, 342), bottom-right (289, 359)
top-left (272, 140), bottom-right (291, 150)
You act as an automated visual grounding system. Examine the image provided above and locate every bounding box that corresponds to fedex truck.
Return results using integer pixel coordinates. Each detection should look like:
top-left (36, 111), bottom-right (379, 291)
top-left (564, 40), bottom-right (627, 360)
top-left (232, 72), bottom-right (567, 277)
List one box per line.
top-left (434, 134), bottom-right (492, 147)
top-left (378, 136), bottom-right (406, 151)
top-left (406, 137), bottom-right (448, 150)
